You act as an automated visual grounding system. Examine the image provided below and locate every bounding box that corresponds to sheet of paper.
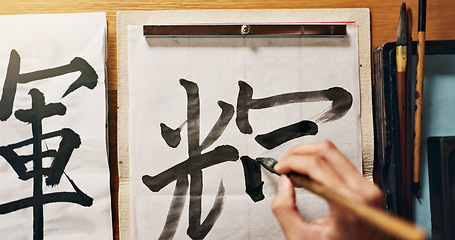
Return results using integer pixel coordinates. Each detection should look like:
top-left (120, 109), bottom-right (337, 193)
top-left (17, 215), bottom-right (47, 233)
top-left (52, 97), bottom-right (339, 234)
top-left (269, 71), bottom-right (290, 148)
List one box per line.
top-left (128, 22), bottom-right (362, 239)
top-left (0, 13), bottom-right (112, 240)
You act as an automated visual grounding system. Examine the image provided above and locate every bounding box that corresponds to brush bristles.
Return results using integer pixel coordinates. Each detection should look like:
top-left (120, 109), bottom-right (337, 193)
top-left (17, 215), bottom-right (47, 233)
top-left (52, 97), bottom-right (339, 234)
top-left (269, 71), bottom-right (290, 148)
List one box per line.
top-left (397, 2), bottom-right (408, 46)
top-left (255, 157), bottom-right (280, 175)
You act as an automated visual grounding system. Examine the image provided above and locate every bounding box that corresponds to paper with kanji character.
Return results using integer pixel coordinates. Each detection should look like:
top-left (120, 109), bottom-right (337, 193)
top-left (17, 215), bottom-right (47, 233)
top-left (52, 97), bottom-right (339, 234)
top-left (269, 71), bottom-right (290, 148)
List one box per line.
top-left (0, 12), bottom-right (112, 240)
top-left (127, 17), bottom-right (363, 239)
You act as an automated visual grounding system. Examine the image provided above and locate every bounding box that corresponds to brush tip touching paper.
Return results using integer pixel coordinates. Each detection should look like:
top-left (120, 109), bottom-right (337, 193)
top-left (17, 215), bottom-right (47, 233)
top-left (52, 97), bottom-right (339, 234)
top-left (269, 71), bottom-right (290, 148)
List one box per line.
top-left (255, 157), bottom-right (280, 176)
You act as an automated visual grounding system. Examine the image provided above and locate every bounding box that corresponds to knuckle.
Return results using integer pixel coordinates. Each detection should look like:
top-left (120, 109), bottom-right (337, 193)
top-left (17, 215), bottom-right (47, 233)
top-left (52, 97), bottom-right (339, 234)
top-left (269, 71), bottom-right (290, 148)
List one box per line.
top-left (319, 140), bottom-right (336, 151)
top-left (288, 144), bottom-right (303, 155)
top-left (306, 155), bottom-right (321, 167)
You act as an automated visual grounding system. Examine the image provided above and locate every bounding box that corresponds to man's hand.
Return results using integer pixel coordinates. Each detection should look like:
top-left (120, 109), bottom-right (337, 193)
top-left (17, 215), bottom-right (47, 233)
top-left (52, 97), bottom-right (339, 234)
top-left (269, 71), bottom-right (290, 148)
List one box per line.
top-left (271, 140), bottom-right (386, 240)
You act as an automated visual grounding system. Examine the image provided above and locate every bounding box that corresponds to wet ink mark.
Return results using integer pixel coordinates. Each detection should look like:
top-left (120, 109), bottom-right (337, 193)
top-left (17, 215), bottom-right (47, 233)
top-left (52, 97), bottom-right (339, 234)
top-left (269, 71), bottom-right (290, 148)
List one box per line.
top-left (0, 50), bottom-right (97, 240)
top-left (240, 156), bottom-right (265, 202)
top-left (315, 87), bottom-right (353, 123)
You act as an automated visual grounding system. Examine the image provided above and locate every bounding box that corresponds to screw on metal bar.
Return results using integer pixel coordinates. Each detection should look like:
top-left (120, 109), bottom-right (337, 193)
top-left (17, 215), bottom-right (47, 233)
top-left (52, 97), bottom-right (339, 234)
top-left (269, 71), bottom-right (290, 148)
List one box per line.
top-left (241, 24), bottom-right (250, 35)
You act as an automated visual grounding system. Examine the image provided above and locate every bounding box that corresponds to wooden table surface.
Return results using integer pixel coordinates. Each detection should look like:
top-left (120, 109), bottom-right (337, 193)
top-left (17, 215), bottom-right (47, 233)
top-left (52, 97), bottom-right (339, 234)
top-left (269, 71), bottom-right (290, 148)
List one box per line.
top-left (1, 1), bottom-right (455, 239)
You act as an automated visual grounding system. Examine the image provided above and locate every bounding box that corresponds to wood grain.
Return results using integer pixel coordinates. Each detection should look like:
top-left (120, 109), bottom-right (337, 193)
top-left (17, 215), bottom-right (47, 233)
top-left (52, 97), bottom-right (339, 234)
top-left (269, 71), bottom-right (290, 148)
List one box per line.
top-left (1, 1), bottom-right (455, 239)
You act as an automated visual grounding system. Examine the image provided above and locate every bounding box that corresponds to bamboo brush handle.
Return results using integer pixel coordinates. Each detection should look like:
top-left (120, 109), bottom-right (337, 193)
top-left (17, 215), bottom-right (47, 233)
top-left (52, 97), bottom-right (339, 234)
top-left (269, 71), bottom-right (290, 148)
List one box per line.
top-left (287, 173), bottom-right (427, 240)
top-left (413, 31), bottom-right (426, 184)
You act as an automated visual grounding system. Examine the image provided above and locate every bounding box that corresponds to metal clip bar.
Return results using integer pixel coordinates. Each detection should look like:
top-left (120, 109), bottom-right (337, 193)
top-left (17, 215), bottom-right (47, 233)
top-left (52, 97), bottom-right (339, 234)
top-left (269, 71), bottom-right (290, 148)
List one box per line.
top-left (143, 24), bottom-right (347, 38)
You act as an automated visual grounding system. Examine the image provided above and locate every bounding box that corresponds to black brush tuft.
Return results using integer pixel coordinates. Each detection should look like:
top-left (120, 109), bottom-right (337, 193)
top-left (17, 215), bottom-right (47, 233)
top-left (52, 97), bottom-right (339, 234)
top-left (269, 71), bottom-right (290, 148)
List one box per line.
top-left (397, 2), bottom-right (408, 46)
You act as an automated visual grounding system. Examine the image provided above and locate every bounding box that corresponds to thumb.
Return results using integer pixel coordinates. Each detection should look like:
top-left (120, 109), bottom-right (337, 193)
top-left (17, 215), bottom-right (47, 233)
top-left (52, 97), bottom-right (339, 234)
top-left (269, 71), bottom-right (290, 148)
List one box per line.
top-left (271, 175), bottom-right (308, 239)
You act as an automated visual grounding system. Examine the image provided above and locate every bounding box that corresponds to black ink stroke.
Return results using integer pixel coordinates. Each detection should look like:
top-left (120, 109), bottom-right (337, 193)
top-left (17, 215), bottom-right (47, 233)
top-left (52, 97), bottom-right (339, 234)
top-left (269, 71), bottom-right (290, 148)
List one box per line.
top-left (314, 87), bottom-right (354, 123)
top-left (0, 89), bottom-right (93, 240)
top-left (0, 173), bottom-right (93, 215)
top-left (158, 177), bottom-right (189, 240)
top-left (236, 80), bottom-right (353, 134)
top-left (0, 128), bottom-right (81, 184)
top-left (0, 49), bottom-right (98, 121)
top-left (199, 101), bottom-right (234, 151)
top-left (0, 49), bottom-right (97, 240)
top-left (160, 123), bottom-right (182, 148)
top-left (255, 120), bottom-right (318, 150)
top-left (240, 156), bottom-right (265, 202)
top-left (143, 79), bottom-right (239, 239)
top-left (187, 172), bottom-right (225, 239)
top-left (181, 79), bottom-right (201, 157)
top-left (144, 78), bottom-right (354, 239)
top-left (142, 145), bottom-right (239, 192)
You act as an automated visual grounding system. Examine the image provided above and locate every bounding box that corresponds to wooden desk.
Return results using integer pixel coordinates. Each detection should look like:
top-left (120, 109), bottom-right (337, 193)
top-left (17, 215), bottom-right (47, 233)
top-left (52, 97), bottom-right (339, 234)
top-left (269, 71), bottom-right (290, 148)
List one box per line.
top-left (1, 1), bottom-right (455, 239)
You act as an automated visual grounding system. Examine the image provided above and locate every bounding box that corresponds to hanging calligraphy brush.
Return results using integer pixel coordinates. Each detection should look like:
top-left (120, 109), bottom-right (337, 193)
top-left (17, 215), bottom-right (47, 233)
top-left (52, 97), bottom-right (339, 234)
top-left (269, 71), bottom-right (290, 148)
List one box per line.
top-left (413, 0), bottom-right (427, 200)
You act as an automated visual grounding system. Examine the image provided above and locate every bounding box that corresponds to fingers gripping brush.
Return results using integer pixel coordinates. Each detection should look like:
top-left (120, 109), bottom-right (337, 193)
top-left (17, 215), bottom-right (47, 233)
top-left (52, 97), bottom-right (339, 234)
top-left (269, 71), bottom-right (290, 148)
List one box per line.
top-left (255, 157), bottom-right (427, 240)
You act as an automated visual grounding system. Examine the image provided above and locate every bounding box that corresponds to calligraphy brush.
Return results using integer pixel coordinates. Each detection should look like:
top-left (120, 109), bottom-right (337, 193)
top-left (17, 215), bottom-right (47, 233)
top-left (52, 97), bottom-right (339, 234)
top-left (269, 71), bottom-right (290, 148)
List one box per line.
top-left (396, 2), bottom-right (414, 215)
top-left (413, 0), bottom-right (427, 199)
top-left (255, 157), bottom-right (427, 240)
top-left (396, 1), bottom-right (408, 202)
top-left (404, 5), bottom-right (415, 218)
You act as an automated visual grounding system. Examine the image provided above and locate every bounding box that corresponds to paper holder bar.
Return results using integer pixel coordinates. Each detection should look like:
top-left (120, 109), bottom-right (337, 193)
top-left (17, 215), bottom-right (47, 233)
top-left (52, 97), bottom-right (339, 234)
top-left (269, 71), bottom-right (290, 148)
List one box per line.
top-left (143, 24), bottom-right (347, 37)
